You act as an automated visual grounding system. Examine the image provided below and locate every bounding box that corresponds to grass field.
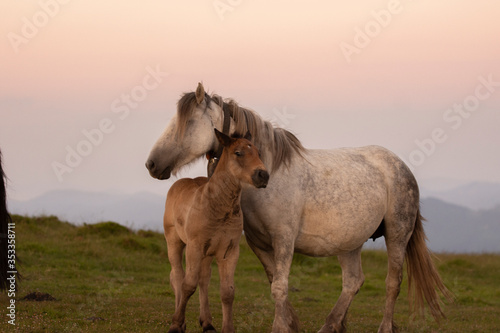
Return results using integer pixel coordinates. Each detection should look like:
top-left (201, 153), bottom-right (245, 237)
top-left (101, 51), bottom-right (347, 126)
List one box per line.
top-left (1, 215), bottom-right (499, 332)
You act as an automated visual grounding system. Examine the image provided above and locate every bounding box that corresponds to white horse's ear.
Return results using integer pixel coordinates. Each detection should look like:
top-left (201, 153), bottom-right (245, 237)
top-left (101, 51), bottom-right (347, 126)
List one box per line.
top-left (195, 82), bottom-right (205, 104)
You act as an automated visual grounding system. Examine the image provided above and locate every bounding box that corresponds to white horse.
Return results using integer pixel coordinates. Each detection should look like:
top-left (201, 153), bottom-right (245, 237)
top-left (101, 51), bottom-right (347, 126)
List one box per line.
top-left (146, 83), bottom-right (452, 333)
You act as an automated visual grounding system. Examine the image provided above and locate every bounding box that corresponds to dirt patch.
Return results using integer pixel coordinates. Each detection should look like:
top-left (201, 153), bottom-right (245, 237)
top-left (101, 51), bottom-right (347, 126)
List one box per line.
top-left (22, 292), bottom-right (56, 301)
top-left (301, 297), bottom-right (319, 303)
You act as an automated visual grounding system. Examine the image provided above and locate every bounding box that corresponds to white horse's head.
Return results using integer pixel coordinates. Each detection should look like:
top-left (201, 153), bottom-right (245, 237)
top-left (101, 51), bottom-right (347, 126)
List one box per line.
top-left (146, 83), bottom-right (224, 179)
top-left (147, 83), bottom-right (305, 180)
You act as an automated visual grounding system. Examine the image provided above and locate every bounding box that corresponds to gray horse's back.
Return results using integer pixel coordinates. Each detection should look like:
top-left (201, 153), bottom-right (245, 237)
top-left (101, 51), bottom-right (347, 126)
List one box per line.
top-left (287, 145), bottom-right (418, 256)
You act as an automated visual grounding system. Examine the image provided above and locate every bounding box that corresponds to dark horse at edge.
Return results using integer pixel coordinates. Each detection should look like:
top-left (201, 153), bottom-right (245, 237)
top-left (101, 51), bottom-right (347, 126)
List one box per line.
top-left (1, 149), bottom-right (20, 292)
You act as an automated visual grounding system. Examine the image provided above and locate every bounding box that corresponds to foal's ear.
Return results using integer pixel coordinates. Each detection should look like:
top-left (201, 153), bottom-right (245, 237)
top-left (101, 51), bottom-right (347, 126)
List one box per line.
top-left (244, 131), bottom-right (252, 142)
top-left (214, 129), bottom-right (233, 147)
top-left (195, 82), bottom-right (205, 104)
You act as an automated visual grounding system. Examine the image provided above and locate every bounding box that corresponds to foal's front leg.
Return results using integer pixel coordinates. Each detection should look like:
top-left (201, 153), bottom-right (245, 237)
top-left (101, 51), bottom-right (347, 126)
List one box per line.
top-left (199, 256), bottom-right (216, 332)
top-left (216, 241), bottom-right (240, 333)
top-left (169, 244), bottom-right (203, 333)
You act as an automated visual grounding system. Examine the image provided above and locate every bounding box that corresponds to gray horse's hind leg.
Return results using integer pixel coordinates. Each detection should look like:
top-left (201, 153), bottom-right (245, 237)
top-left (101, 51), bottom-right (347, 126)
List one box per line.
top-left (377, 241), bottom-right (405, 333)
top-left (245, 237), bottom-right (299, 333)
top-left (378, 214), bottom-right (415, 333)
top-left (378, 160), bottom-right (420, 333)
top-left (318, 246), bottom-right (364, 333)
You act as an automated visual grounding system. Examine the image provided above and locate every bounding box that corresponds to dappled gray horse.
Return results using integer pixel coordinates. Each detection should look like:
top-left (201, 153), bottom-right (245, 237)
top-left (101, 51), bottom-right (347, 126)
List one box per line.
top-left (146, 83), bottom-right (451, 333)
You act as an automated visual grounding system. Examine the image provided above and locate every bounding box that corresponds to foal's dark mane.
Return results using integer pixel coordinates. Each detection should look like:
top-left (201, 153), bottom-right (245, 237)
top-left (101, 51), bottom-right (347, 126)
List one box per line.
top-left (176, 92), bottom-right (305, 172)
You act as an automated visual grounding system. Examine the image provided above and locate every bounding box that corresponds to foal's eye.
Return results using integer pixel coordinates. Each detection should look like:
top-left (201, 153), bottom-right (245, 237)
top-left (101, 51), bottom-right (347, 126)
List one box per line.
top-left (235, 151), bottom-right (242, 157)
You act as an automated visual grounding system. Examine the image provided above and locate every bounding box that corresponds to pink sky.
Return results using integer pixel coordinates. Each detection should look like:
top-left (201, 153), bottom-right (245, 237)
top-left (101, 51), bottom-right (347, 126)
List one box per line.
top-left (1, 1), bottom-right (499, 200)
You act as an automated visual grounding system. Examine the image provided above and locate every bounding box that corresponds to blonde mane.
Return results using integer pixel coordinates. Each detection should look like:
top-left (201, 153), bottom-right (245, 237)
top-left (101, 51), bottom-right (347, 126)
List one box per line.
top-left (175, 91), bottom-right (305, 172)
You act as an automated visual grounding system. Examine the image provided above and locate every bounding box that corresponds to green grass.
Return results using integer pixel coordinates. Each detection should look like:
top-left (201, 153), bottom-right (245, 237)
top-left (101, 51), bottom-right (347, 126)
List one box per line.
top-left (1, 215), bottom-right (500, 332)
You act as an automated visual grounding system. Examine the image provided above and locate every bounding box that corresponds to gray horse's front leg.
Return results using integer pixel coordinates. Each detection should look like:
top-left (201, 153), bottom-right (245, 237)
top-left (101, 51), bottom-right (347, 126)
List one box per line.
top-left (245, 236), bottom-right (276, 283)
top-left (270, 239), bottom-right (299, 333)
top-left (246, 236), bottom-right (300, 332)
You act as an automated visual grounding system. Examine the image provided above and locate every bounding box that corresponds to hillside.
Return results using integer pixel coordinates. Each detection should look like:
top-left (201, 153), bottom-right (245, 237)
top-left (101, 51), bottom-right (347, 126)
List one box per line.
top-left (1, 215), bottom-right (499, 332)
top-left (8, 186), bottom-right (500, 253)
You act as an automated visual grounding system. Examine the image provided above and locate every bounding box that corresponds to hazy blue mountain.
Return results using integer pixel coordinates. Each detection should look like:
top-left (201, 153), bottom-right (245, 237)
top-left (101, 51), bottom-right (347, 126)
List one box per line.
top-left (9, 190), bottom-right (165, 231)
top-left (421, 197), bottom-right (500, 253)
top-left (421, 181), bottom-right (500, 210)
top-left (7, 185), bottom-right (500, 253)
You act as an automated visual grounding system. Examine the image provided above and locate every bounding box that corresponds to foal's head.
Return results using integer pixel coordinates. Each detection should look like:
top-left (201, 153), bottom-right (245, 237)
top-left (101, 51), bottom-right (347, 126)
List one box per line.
top-left (214, 129), bottom-right (269, 189)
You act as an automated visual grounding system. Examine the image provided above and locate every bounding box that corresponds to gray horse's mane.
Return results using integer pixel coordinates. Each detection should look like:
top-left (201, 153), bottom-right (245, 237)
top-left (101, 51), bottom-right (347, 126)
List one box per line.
top-left (176, 91), bottom-right (305, 172)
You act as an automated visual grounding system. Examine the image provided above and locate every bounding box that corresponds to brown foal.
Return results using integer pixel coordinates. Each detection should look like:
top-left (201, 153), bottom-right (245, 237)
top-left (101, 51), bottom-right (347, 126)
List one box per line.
top-left (164, 129), bottom-right (269, 333)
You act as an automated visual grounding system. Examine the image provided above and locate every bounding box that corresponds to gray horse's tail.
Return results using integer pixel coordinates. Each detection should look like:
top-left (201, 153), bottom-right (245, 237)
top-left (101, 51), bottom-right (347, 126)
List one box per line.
top-left (405, 210), bottom-right (453, 320)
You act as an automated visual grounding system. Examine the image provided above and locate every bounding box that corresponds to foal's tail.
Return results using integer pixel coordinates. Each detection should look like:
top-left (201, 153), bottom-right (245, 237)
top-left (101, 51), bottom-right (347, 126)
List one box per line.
top-left (405, 210), bottom-right (453, 321)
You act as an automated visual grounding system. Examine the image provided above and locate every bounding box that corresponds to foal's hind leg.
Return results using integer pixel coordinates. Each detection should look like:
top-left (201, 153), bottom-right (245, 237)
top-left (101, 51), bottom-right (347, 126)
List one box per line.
top-left (169, 244), bottom-right (203, 333)
top-left (165, 227), bottom-right (186, 310)
top-left (319, 246), bottom-right (364, 333)
top-left (199, 256), bottom-right (216, 332)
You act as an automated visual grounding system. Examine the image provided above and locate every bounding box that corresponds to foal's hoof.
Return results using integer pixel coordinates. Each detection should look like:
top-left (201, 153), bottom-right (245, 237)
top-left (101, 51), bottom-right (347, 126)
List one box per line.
top-left (168, 323), bottom-right (186, 333)
top-left (318, 324), bottom-right (346, 333)
top-left (168, 329), bottom-right (182, 333)
top-left (377, 322), bottom-right (399, 333)
top-left (202, 323), bottom-right (217, 333)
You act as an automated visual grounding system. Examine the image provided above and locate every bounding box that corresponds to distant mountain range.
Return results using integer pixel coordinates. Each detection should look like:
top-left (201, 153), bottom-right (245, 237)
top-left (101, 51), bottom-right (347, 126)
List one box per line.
top-left (420, 181), bottom-right (500, 210)
top-left (421, 198), bottom-right (500, 253)
top-left (8, 190), bottom-right (166, 231)
top-left (8, 181), bottom-right (500, 253)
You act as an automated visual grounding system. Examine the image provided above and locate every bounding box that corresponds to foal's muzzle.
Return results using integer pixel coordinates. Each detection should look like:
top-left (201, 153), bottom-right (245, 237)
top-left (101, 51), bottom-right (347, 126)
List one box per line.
top-left (252, 169), bottom-right (269, 188)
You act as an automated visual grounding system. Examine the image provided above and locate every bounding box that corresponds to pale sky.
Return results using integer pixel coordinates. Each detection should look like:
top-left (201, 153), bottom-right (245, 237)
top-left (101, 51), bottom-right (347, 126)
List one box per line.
top-left (1, 1), bottom-right (499, 201)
